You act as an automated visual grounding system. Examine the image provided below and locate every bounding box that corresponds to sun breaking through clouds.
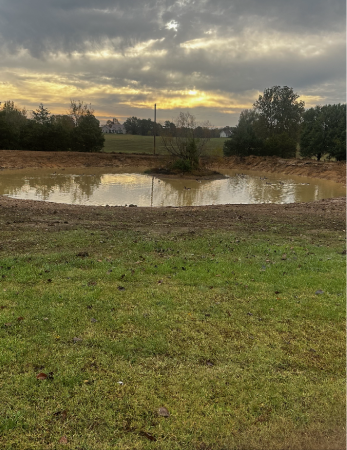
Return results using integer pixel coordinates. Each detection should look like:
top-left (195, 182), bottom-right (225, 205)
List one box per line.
top-left (0, 0), bottom-right (345, 126)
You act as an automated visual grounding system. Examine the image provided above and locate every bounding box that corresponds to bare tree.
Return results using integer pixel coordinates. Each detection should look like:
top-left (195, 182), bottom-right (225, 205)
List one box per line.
top-left (68, 100), bottom-right (95, 126)
top-left (161, 112), bottom-right (212, 169)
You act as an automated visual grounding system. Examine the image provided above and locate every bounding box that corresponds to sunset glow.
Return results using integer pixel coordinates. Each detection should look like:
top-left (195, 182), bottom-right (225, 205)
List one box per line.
top-left (0, 1), bottom-right (344, 126)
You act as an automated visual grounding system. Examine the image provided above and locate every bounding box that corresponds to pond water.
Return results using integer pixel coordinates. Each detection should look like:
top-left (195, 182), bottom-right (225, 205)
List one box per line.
top-left (0, 167), bottom-right (345, 207)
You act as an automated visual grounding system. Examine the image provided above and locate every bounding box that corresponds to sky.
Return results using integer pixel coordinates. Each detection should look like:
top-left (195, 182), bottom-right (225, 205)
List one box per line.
top-left (0, 0), bottom-right (345, 127)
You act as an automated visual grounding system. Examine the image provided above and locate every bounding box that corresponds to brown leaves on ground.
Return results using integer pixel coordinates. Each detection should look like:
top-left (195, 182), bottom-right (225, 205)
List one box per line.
top-left (36, 372), bottom-right (47, 380)
top-left (158, 406), bottom-right (170, 417)
top-left (36, 372), bottom-right (54, 380)
top-left (59, 436), bottom-right (68, 444)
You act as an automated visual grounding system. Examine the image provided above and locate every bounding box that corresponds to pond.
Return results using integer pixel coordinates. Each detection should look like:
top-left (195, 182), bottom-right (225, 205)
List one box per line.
top-left (0, 167), bottom-right (345, 207)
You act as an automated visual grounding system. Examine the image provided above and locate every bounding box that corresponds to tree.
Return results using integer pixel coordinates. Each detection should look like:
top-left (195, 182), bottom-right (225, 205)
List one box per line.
top-left (123, 116), bottom-right (155, 135)
top-left (138, 118), bottom-right (153, 136)
top-left (161, 112), bottom-right (212, 169)
top-left (253, 86), bottom-right (305, 141)
top-left (106, 118), bottom-right (120, 126)
top-left (26, 104), bottom-right (53, 151)
top-left (163, 120), bottom-right (175, 130)
top-left (262, 133), bottom-right (297, 158)
top-left (224, 86), bottom-right (304, 159)
top-left (68, 100), bottom-right (94, 127)
top-left (124, 116), bottom-right (140, 134)
top-left (32, 104), bottom-right (51, 125)
top-left (51, 114), bottom-right (75, 131)
top-left (223, 109), bottom-right (263, 157)
top-left (0, 99), bottom-right (104, 152)
top-left (22, 109), bottom-right (75, 152)
top-left (300, 106), bottom-right (325, 161)
top-left (210, 127), bottom-right (221, 138)
top-left (300, 104), bottom-right (346, 161)
top-left (330, 128), bottom-right (347, 161)
top-left (0, 101), bottom-right (27, 149)
top-left (321, 103), bottom-right (346, 161)
top-left (67, 100), bottom-right (104, 152)
top-left (72, 114), bottom-right (104, 152)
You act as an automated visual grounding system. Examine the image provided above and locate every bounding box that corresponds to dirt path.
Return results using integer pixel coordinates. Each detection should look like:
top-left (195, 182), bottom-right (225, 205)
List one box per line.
top-left (0, 150), bottom-right (345, 234)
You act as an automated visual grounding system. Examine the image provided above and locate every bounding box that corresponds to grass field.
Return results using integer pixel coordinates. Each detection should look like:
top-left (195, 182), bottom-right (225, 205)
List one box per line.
top-left (102, 134), bottom-right (227, 156)
top-left (0, 207), bottom-right (345, 449)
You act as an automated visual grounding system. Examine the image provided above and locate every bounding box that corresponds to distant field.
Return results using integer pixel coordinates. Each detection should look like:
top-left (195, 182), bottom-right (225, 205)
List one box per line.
top-left (103, 134), bottom-right (228, 156)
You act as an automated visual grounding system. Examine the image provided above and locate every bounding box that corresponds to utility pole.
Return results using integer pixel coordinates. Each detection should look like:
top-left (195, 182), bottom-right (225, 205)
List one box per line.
top-left (153, 103), bottom-right (156, 155)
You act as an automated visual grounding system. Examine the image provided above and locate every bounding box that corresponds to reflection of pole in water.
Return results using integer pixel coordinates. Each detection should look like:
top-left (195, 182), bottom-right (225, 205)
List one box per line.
top-left (153, 103), bottom-right (156, 155)
top-left (150, 176), bottom-right (154, 207)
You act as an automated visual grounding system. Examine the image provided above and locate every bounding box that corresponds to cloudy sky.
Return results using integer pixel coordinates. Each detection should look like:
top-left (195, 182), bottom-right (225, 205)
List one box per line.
top-left (0, 0), bottom-right (345, 127)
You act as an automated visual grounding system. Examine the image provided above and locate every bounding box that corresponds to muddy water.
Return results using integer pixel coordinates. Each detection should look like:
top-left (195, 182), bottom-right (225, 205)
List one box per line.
top-left (0, 167), bottom-right (345, 207)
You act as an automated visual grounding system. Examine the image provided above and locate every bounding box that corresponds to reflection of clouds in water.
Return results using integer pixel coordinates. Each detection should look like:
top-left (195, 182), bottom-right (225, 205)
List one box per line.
top-left (0, 167), bottom-right (344, 206)
top-left (83, 174), bottom-right (153, 206)
top-left (102, 173), bottom-right (151, 187)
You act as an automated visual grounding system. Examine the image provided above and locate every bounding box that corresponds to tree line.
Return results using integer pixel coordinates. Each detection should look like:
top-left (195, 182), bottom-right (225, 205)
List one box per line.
top-left (123, 116), bottom-right (221, 138)
top-left (0, 101), bottom-right (104, 152)
top-left (223, 86), bottom-right (346, 161)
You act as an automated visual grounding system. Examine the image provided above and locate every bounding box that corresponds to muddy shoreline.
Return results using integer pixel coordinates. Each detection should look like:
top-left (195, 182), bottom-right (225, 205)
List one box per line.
top-left (0, 150), bottom-right (345, 185)
top-left (0, 151), bottom-right (345, 231)
top-left (0, 150), bottom-right (347, 185)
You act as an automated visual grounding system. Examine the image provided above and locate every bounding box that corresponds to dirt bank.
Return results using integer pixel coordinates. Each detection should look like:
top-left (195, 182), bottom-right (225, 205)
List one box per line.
top-left (206, 155), bottom-right (346, 185)
top-left (0, 150), bottom-right (154, 170)
top-left (0, 150), bottom-right (345, 185)
top-left (0, 150), bottom-right (345, 233)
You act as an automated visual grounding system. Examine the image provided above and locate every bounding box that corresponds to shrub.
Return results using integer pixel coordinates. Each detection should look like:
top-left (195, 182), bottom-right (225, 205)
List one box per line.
top-left (171, 158), bottom-right (192, 172)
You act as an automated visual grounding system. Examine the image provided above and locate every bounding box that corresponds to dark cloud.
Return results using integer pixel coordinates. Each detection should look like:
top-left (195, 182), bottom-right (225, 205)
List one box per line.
top-left (0, 0), bottom-right (345, 125)
top-left (0, 0), bottom-right (344, 55)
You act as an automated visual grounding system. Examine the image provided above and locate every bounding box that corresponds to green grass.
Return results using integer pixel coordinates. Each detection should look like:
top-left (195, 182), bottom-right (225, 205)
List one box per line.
top-left (0, 227), bottom-right (345, 449)
top-left (102, 134), bottom-right (227, 156)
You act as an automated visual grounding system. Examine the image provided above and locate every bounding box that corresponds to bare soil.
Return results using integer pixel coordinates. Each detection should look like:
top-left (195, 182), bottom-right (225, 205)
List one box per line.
top-left (0, 150), bottom-right (345, 184)
top-left (0, 150), bottom-right (345, 234)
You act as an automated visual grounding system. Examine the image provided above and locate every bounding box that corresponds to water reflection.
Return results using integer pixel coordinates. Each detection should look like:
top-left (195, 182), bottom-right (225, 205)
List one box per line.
top-left (0, 167), bottom-right (344, 207)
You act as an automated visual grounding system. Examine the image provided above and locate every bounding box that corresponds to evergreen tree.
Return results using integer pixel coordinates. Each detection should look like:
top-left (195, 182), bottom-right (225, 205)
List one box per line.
top-left (32, 104), bottom-right (51, 125)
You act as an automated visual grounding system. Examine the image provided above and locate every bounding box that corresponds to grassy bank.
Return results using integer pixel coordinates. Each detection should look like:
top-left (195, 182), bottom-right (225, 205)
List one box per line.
top-left (0, 208), bottom-right (345, 449)
top-left (103, 134), bottom-right (227, 156)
